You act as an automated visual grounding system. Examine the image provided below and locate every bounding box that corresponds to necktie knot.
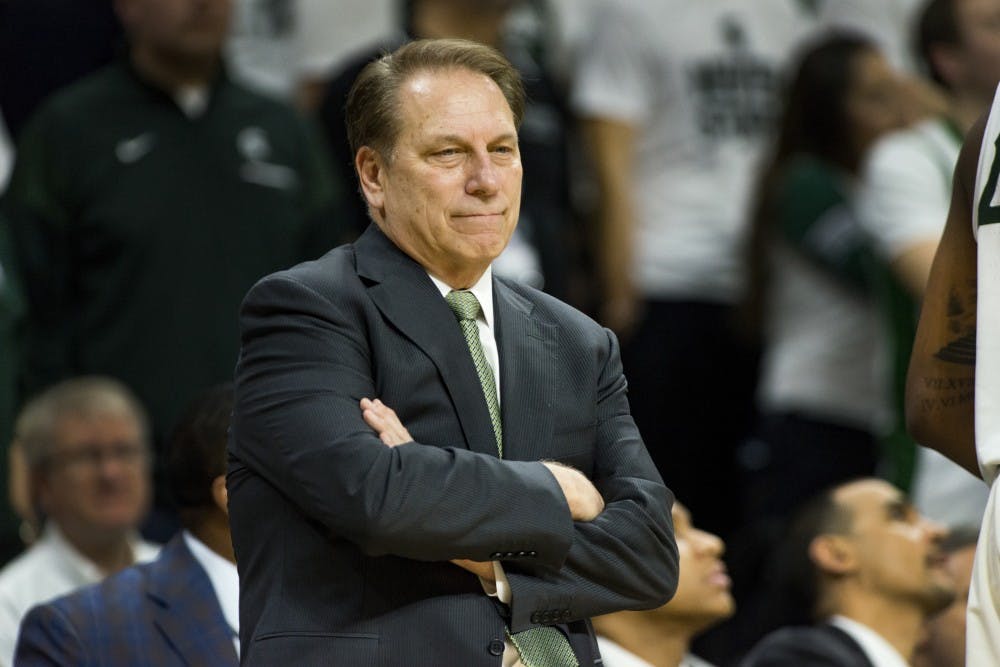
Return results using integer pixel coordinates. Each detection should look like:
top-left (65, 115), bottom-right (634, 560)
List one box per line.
top-left (445, 290), bottom-right (481, 322)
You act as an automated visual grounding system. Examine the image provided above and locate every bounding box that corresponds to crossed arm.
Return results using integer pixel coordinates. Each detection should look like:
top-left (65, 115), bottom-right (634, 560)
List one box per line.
top-left (232, 274), bottom-right (677, 624)
top-left (360, 397), bottom-right (607, 581)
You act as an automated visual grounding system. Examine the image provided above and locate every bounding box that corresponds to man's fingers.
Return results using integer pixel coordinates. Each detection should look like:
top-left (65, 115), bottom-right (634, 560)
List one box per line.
top-left (361, 397), bottom-right (413, 446)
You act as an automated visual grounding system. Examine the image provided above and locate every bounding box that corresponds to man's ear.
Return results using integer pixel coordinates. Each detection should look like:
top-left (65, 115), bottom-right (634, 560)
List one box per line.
top-left (211, 475), bottom-right (229, 516)
top-left (809, 534), bottom-right (858, 575)
top-left (356, 146), bottom-right (386, 216)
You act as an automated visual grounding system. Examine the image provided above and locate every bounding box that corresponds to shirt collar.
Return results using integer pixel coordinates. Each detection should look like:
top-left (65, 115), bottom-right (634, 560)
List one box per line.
top-left (45, 522), bottom-right (156, 584)
top-left (829, 615), bottom-right (909, 667)
top-left (44, 523), bottom-right (102, 584)
top-left (182, 531), bottom-right (239, 639)
top-left (427, 267), bottom-right (495, 331)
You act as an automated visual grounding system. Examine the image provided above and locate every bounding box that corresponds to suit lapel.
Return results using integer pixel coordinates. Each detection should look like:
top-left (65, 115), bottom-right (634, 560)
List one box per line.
top-left (494, 279), bottom-right (557, 462)
top-left (355, 226), bottom-right (499, 456)
top-left (147, 536), bottom-right (238, 667)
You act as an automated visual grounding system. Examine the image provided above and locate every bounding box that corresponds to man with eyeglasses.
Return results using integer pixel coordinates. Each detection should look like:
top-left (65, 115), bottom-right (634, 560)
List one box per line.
top-left (0, 376), bottom-right (158, 667)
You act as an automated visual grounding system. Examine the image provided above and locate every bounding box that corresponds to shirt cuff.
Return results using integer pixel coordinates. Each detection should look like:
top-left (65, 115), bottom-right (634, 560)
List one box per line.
top-left (478, 561), bottom-right (512, 604)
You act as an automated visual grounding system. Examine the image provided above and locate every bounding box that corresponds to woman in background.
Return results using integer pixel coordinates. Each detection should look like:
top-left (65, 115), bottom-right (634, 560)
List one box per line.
top-left (742, 33), bottom-right (905, 525)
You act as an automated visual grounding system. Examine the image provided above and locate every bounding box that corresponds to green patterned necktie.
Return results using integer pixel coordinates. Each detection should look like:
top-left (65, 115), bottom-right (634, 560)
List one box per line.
top-left (444, 290), bottom-right (579, 667)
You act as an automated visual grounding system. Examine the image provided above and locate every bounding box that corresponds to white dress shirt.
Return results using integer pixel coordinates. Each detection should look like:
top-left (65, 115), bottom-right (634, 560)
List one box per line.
top-left (183, 531), bottom-right (240, 657)
top-left (828, 615), bottom-right (909, 667)
top-left (0, 523), bottom-right (159, 667)
top-left (429, 267), bottom-right (529, 666)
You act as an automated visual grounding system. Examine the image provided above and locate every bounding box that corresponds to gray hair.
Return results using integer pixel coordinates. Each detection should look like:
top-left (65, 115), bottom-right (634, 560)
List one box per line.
top-left (15, 376), bottom-right (149, 470)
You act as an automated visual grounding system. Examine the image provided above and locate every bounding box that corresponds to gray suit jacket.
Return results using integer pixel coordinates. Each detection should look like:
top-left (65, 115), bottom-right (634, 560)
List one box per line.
top-left (227, 225), bottom-right (678, 665)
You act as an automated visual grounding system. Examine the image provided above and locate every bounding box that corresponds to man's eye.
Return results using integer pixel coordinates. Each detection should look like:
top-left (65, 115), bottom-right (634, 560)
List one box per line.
top-left (435, 148), bottom-right (460, 157)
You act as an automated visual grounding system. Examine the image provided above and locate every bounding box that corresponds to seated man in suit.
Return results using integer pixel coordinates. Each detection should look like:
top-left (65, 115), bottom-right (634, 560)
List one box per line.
top-left (14, 384), bottom-right (238, 666)
top-left (0, 377), bottom-right (159, 666)
top-left (228, 37), bottom-right (678, 666)
top-left (741, 478), bottom-right (956, 667)
top-left (591, 501), bottom-right (734, 667)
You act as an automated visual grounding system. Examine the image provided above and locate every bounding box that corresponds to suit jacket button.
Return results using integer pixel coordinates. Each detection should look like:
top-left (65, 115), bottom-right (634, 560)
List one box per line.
top-left (528, 551), bottom-right (537, 557)
top-left (490, 552), bottom-right (502, 560)
top-left (517, 551), bottom-right (527, 557)
top-left (562, 610), bottom-right (572, 620)
top-left (505, 552), bottom-right (515, 558)
top-left (489, 639), bottom-right (505, 656)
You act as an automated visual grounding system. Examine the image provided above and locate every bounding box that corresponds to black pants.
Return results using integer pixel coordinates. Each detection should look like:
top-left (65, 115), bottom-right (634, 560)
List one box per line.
top-left (621, 299), bottom-right (759, 543)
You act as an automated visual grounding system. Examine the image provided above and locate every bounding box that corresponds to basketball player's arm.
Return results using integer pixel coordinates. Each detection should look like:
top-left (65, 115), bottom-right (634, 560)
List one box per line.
top-left (906, 115), bottom-right (984, 477)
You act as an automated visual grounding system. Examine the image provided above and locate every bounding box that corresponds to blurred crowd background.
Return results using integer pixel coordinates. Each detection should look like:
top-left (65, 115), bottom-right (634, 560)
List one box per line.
top-left (0, 0), bottom-right (995, 665)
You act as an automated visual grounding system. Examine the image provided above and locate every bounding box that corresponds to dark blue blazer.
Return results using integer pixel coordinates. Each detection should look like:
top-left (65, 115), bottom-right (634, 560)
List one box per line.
top-left (14, 534), bottom-right (238, 667)
top-left (740, 623), bottom-right (876, 667)
top-left (228, 225), bottom-right (679, 665)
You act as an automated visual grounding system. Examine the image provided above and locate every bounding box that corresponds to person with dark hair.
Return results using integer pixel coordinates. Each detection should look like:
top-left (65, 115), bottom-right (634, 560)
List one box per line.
top-left (592, 502), bottom-right (734, 667)
top-left (857, 0), bottom-right (1000, 521)
top-left (229, 37), bottom-right (677, 666)
top-left (741, 478), bottom-right (955, 667)
top-left (13, 384), bottom-right (238, 666)
top-left (742, 33), bottom-right (904, 528)
top-left (2, 0), bottom-right (338, 542)
top-left (316, 0), bottom-right (583, 304)
top-left (725, 39), bottom-right (906, 661)
top-left (914, 526), bottom-right (979, 667)
top-left (571, 0), bottom-right (813, 550)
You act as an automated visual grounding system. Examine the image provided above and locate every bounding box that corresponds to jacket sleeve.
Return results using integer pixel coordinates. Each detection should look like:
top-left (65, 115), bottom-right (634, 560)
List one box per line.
top-left (230, 273), bottom-right (575, 568)
top-left (504, 328), bottom-right (679, 630)
top-left (13, 603), bottom-right (86, 667)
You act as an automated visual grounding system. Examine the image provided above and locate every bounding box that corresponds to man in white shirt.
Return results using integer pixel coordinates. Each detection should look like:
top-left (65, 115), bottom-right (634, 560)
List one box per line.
top-left (14, 384), bottom-right (238, 666)
top-left (0, 377), bottom-right (159, 667)
top-left (741, 478), bottom-right (956, 667)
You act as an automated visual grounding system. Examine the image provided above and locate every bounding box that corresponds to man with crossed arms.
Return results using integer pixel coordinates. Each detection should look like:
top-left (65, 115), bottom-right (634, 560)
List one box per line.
top-left (227, 38), bottom-right (678, 666)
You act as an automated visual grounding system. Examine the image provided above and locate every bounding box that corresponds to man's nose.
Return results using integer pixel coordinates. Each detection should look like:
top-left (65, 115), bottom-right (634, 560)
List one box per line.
top-left (693, 527), bottom-right (725, 557)
top-left (466, 152), bottom-right (500, 196)
top-left (923, 516), bottom-right (948, 542)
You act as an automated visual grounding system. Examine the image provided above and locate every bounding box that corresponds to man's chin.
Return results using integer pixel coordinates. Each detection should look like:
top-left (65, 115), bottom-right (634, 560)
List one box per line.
top-left (920, 584), bottom-right (959, 616)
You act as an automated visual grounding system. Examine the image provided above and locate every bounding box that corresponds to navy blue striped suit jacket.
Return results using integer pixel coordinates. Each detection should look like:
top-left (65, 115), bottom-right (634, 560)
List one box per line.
top-left (14, 534), bottom-right (237, 666)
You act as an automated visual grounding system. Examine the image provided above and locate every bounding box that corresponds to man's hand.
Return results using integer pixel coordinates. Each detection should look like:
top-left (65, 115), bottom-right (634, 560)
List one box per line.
top-left (542, 462), bottom-right (605, 521)
top-left (452, 559), bottom-right (496, 582)
top-left (360, 398), bottom-right (498, 579)
top-left (361, 397), bottom-right (413, 446)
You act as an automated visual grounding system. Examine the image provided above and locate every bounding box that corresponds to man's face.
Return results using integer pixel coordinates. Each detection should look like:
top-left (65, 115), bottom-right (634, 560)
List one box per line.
top-left (38, 412), bottom-right (151, 541)
top-left (835, 480), bottom-right (955, 615)
top-left (360, 67), bottom-right (522, 286)
top-left (660, 503), bottom-right (734, 629)
top-left (117, 0), bottom-right (232, 62)
top-left (953, 0), bottom-right (1000, 99)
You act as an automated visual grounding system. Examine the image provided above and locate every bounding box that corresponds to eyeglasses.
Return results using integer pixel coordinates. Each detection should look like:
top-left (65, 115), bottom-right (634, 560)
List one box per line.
top-left (47, 442), bottom-right (148, 472)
